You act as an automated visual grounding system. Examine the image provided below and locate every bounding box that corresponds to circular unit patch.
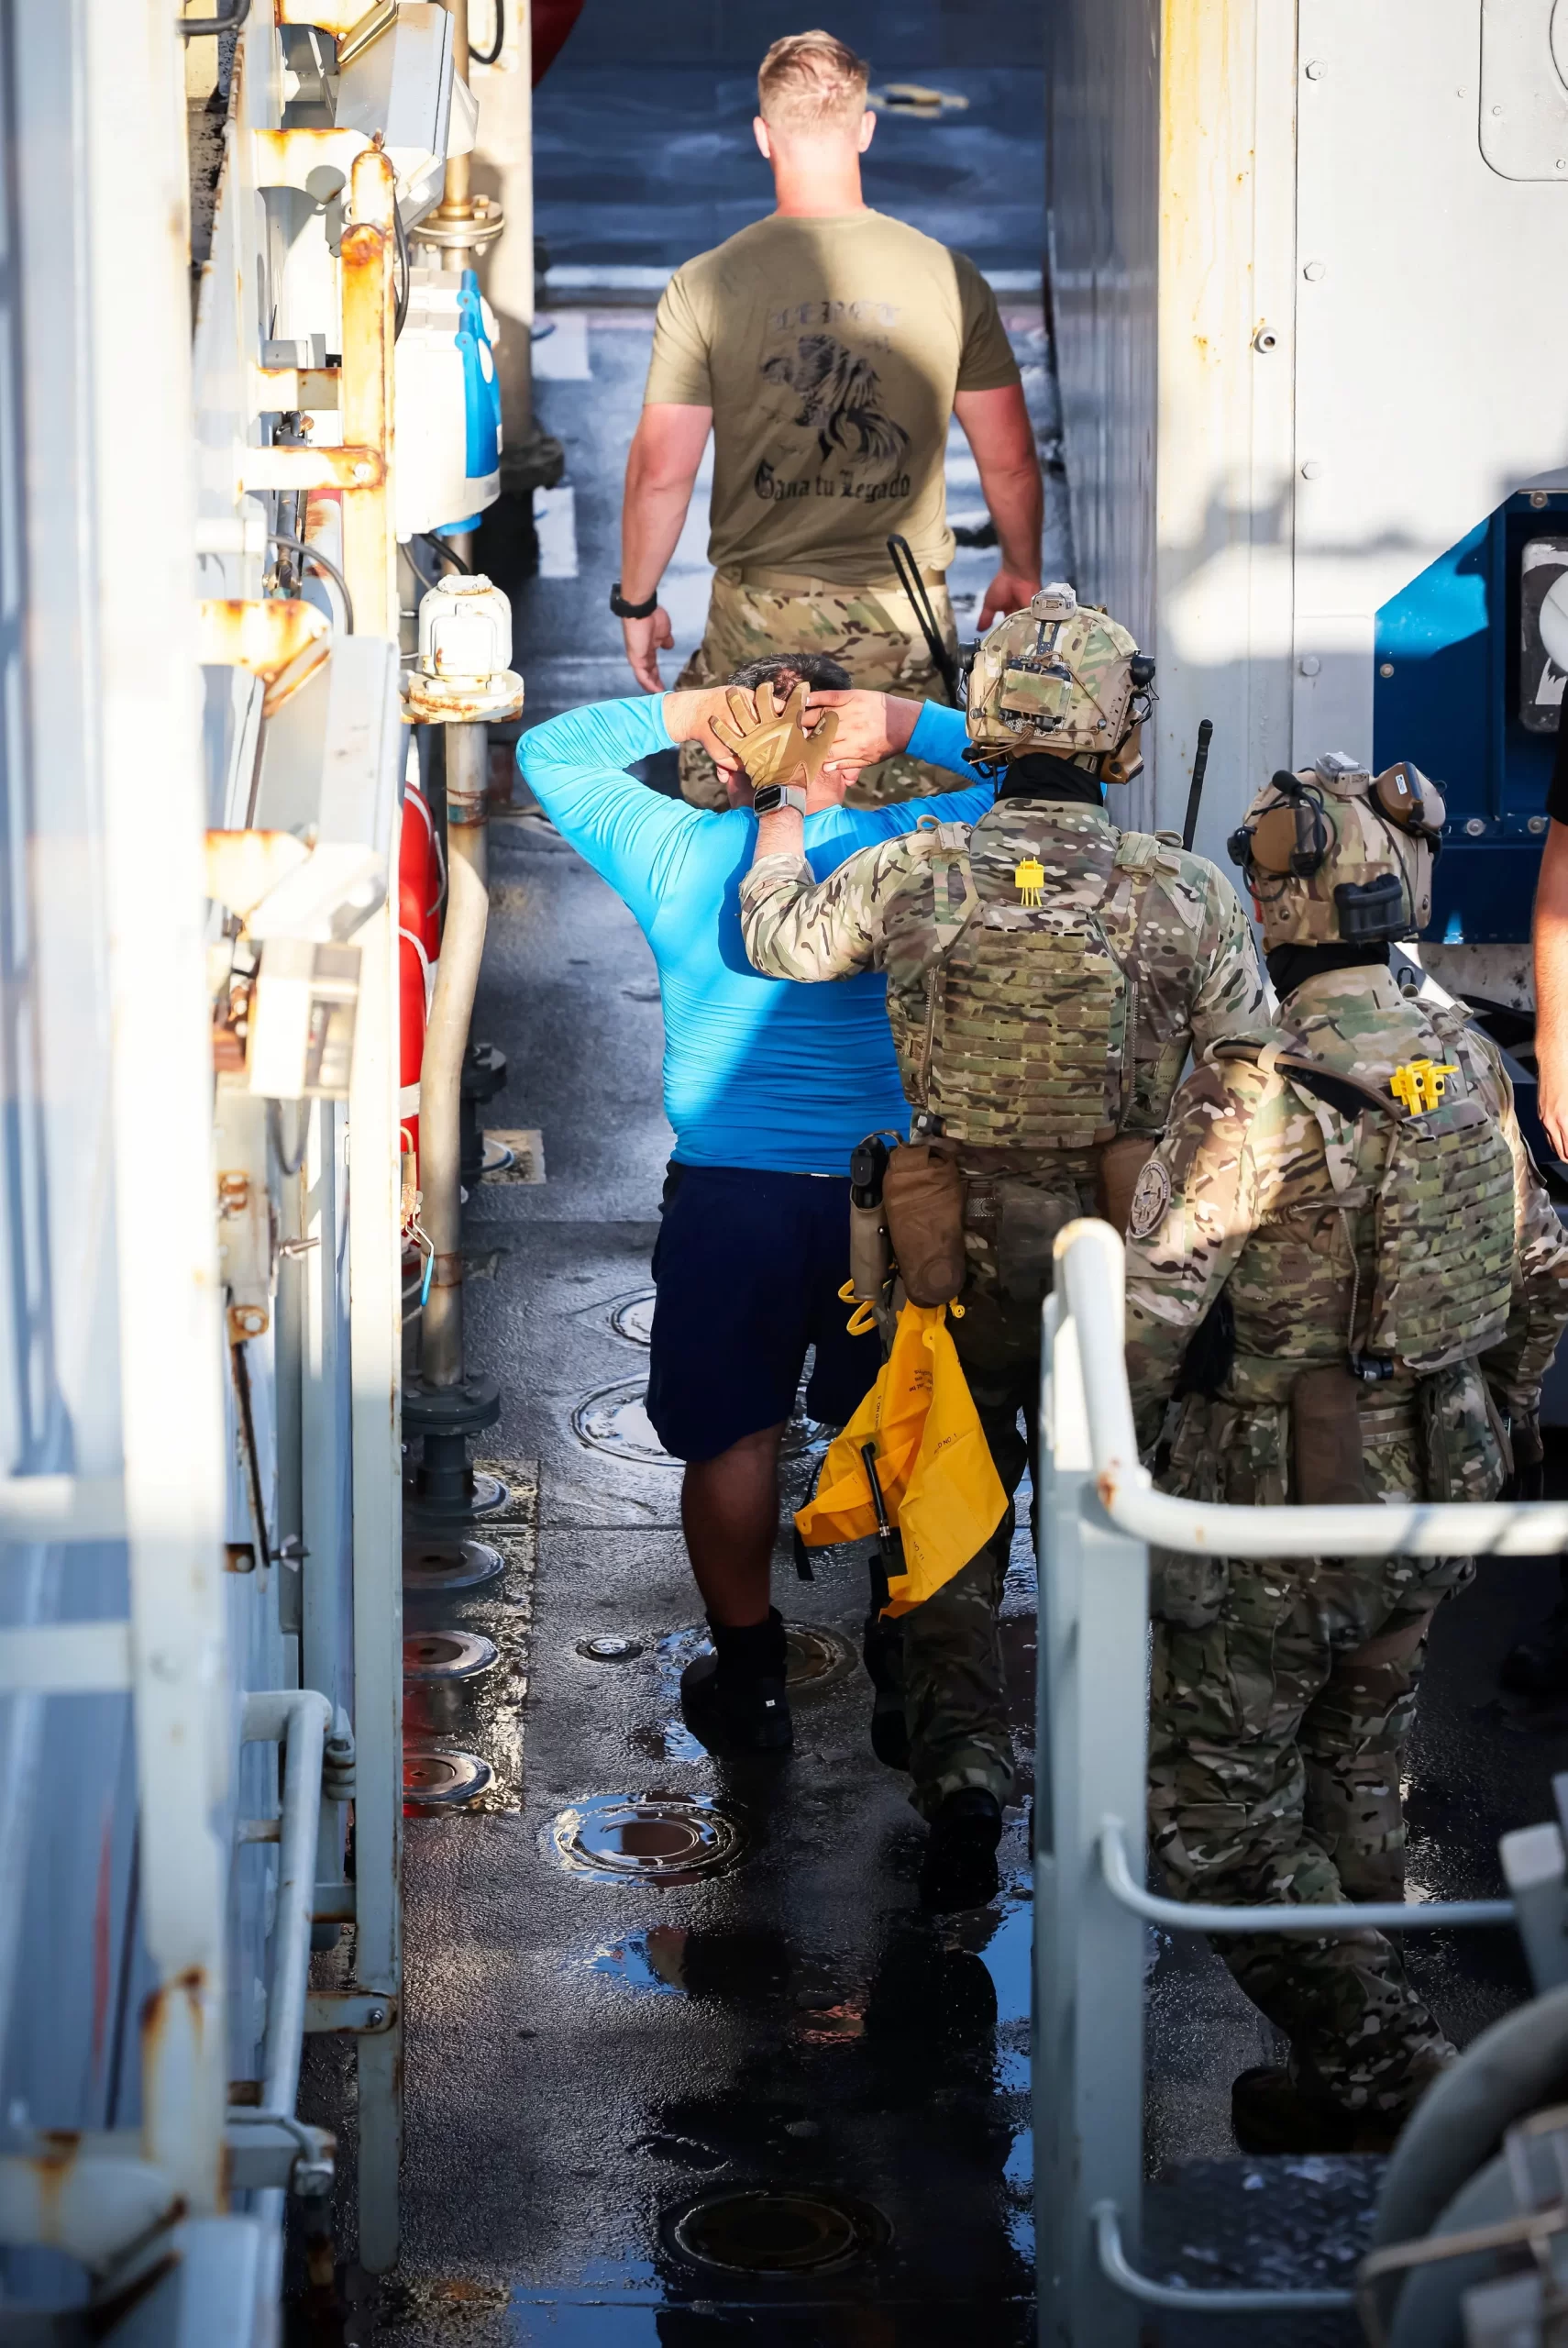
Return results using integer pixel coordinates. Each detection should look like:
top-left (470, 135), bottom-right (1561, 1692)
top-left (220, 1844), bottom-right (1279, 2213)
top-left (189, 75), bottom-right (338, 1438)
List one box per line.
top-left (1126, 1156), bottom-right (1172, 1239)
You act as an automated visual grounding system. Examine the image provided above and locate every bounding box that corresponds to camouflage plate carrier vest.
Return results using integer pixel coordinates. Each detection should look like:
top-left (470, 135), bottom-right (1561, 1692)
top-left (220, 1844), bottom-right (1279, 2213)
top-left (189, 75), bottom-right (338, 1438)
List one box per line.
top-left (879, 806), bottom-right (1200, 1149)
top-left (1268, 1000), bottom-right (1516, 1375)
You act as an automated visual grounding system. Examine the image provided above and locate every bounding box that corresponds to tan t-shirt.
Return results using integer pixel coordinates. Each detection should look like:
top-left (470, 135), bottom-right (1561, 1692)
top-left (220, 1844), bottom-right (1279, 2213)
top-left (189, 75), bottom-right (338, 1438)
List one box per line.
top-left (644, 210), bottom-right (1020, 585)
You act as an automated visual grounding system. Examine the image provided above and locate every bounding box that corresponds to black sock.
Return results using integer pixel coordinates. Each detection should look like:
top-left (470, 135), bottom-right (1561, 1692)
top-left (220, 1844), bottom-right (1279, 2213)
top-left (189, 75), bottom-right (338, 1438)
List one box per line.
top-left (708, 1607), bottom-right (786, 1679)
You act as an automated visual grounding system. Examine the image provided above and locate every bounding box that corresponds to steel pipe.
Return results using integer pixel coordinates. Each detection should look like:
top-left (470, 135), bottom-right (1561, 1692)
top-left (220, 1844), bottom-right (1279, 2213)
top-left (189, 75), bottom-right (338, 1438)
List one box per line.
top-left (243, 1689), bottom-right (332, 2117)
top-left (1055, 1217), bottom-right (1568, 1559)
top-left (1099, 1817), bottom-right (1515, 1936)
top-left (419, 727), bottom-right (489, 1389)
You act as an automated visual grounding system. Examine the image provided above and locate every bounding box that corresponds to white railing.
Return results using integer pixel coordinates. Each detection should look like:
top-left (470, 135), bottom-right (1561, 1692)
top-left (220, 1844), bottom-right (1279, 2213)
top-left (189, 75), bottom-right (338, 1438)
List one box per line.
top-left (1034, 1219), bottom-right (1568, 2345)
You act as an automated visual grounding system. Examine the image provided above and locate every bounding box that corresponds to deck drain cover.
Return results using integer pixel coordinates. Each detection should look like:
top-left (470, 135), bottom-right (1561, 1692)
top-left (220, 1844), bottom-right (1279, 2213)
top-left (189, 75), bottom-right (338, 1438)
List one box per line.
top-left (403, 1630), bottom-right (498, 1682)
top-left (570, 1381), bottom-right (677, 1466)
top-left (578, 1634), bottom-right (645, 1662)
top-left (659, 1623), bottom-right (852, 1698)
top-left (607, 1290), bottom-right (656, 1347)
top-left (667, 2187), bottom-right (887, 2275)
top-left (782, 1623), bottom-right (854, 1691)
top-left (403, 1746), bottom-right (492, 1807)
top-left (403, 1537), bottom-right (504, 1596)
top-left (551, 1794), bottom-right (748, 1882)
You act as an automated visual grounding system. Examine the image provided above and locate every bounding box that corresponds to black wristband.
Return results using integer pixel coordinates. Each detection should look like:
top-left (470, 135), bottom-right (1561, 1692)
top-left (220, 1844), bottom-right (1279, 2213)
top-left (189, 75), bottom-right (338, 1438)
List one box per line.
top-left (610, 581), bottom-right (659, 620)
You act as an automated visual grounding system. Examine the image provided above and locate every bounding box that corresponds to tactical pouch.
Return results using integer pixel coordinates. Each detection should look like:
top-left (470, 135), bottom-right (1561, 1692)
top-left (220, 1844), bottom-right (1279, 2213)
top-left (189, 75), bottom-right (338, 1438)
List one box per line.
top-left (883, 1140), bottom-right (966, 1306)
top-left (848, 1200), bottom-right (892, 1305)
top-left (1290, 1364), bottom-right (1371, 1505)
top-left (1419, 1359), bottom-right (1508, 1505)
top-left (995, 1178), bottom-right (1077, 1301)
top-left (1096, 1134), bottom-right (1156, 1235)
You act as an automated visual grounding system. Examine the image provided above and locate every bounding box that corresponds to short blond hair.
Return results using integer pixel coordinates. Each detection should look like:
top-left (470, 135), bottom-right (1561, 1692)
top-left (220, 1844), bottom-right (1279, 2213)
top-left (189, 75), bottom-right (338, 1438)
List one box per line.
top-left (756, 31), bottom-right (869, 130)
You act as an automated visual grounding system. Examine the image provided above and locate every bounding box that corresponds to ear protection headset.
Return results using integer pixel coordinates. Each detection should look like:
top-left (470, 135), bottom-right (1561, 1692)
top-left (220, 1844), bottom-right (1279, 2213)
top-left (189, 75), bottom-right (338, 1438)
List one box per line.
top-left (1226, 770), bottom-right (1334, 891)
top-left (1226, 759), bottom-right (1447, 940)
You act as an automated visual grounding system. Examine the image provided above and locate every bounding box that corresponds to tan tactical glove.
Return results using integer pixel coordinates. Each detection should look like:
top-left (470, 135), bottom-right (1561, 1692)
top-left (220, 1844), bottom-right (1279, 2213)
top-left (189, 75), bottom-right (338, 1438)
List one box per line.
top-left (709, 681), bottom-right (839, 792)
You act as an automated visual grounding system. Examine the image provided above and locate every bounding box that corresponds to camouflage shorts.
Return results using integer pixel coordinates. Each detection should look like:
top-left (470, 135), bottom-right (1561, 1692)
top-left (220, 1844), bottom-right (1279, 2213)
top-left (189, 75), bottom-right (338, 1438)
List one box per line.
top-left (676, 570), bottom-right (961, 811)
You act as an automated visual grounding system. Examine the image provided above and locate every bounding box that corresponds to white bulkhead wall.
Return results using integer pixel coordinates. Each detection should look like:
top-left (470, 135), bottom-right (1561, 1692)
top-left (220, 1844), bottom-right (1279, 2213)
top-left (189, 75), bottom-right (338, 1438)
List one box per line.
top-left (1047, 0), bottom-right (1568, 862)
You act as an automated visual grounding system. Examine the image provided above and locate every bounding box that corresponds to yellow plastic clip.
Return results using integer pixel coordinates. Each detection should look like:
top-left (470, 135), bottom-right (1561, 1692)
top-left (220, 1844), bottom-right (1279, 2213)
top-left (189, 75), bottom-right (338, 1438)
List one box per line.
top-left (1389, 1058), bottom-right (1459, 1115)
top-left (845, 1299), bottom-right (878, 1337)
top-left (1014, 857), bottom-right (1045, 907)
top-left (838, 1278), bottom-right (858, 1303)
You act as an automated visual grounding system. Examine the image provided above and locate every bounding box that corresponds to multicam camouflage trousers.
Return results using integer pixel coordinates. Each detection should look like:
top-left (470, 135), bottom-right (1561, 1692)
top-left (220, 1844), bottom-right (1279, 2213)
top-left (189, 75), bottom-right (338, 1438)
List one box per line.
top-left (676, 568), bottom-right (961, 811)
top-left (1149, 1368), bottom-right (1504, 2117)
top-left (894, 1179), bottom-right (1090, 1822)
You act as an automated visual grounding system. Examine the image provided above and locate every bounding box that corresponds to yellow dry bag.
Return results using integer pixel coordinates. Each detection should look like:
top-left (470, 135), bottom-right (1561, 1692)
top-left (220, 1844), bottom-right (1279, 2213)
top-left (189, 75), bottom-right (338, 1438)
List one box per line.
top-left (794, 1301), bottom-right (1008, 1616)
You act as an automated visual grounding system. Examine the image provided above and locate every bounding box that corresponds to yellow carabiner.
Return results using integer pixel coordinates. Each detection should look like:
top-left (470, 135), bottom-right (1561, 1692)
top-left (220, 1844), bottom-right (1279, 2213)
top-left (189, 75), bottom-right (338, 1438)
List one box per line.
top-left (845, 1299), bottom-right (878, 1337)
top-left (838, 1278), bottom-right (858, 1303)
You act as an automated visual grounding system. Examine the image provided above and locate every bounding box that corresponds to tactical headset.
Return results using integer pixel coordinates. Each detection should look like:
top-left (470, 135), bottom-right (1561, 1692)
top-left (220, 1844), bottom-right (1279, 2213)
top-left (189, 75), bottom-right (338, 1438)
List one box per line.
top-left (1225, 753), bottom-right (1446, 947)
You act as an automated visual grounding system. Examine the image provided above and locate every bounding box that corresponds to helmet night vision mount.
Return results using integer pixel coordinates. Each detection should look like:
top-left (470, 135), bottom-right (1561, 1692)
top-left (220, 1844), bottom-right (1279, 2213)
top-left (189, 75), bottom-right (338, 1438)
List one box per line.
top-left (962, 581), bottom-right (1155, 781)
top-left (1226, 751), bottom-right (1447, 951)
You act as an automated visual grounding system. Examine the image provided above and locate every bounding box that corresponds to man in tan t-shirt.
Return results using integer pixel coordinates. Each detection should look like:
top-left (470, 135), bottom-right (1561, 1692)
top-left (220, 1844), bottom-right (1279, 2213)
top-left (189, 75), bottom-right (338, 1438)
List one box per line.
top-left (613, 28), bottom-right (1043, 806)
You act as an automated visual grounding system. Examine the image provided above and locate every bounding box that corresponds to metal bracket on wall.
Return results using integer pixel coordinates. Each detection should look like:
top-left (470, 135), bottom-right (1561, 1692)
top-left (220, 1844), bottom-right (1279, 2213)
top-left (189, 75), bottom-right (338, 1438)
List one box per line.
top-left (304, 1991), bottom-right (398, 2035)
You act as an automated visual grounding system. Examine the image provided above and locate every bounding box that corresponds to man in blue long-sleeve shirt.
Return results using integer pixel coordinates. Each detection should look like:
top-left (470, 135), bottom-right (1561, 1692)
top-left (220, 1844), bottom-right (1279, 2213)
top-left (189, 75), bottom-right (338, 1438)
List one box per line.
top-left (517, 668), bottom-right (989, 1755)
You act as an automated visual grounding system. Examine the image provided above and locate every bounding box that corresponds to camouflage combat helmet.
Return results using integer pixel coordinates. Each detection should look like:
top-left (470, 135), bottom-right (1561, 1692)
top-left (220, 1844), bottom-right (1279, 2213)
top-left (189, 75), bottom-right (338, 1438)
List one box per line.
top-left (963, 583), bottom-right (1155, 781)
top-left (1226, 751), bottom-right (1445, 950)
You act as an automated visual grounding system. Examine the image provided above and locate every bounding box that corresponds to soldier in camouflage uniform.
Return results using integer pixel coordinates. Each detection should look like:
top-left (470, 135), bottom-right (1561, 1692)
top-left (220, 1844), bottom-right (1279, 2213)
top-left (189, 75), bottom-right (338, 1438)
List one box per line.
top-left (738, 584), bottom-right (1269, 1908)
top-left (674, 570), bottom-right (962, 811)
top-left (1123, 751), bottom-right (1568, 2154)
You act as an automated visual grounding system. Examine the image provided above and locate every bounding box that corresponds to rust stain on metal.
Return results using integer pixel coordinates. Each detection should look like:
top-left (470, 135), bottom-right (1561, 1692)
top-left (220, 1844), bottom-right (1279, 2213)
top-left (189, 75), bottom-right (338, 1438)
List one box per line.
top-left (403, 671), bottom-right (526, 726)
top-left (196, 597), bottom-right (330, 711)
top-left (237, 443), bottom-right (386, 495)
top-left (140, 1965), bottom-right (211, 2086)
top-left (250, 125), bottom-right (370, 194)
top-left (205, 828), bottom-right (311, 922)
top-left (338, 145), bottom-right (396, 633)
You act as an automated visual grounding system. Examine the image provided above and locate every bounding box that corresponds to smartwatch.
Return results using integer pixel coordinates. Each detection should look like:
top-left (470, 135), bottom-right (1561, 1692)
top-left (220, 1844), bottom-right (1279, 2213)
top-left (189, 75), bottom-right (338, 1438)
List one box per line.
top-left (610, 581), bottom-right (659, 620)
top-left (752, 783), bottom-right (808, 818)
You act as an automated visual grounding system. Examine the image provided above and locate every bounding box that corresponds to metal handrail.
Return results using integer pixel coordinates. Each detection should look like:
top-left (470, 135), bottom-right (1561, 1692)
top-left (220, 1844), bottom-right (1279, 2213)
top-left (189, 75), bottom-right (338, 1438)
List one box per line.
top-left (1036, 1219), bottom-right (1554, 2345)
top-left (1055, 1216), bottom-right (1568, 1560)
top-left (1093, 2202), bottom-right (1355, 2313)
top-left (1098, 1816), bottom-right (1515, 1933)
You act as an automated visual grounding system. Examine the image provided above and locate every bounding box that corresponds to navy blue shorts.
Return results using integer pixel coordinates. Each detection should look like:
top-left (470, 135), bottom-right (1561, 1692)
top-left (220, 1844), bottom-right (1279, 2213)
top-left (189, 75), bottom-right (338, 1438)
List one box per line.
top-left (645, 1163), bottom-right (880, 1463)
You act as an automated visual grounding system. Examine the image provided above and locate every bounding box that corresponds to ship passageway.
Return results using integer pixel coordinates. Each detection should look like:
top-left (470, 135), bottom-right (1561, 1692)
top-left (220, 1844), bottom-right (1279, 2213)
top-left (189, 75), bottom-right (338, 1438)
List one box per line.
top-left (310, 28), bottom-right (1568, 2344)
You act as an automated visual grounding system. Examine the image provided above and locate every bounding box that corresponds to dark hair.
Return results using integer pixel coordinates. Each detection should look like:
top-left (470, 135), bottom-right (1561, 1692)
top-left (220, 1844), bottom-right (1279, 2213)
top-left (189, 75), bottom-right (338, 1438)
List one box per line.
top-left (727, 651), bottom-right (852, 694)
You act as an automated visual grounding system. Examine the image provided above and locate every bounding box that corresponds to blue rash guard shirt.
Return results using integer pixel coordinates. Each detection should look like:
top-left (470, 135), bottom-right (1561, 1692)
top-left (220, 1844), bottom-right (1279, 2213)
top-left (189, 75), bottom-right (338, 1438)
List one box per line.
top-left (517, 696), bottom-right (988, 1173)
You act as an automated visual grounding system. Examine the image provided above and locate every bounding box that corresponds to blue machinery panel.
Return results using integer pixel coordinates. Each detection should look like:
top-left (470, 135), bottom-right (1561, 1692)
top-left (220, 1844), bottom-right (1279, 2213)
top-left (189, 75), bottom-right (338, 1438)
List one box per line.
top-left (1375, 493), bottom-right (1563, 947)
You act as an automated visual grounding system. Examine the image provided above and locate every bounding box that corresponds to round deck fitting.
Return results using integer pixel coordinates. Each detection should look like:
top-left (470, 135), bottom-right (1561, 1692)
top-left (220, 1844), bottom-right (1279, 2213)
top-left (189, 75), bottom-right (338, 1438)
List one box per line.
top-left (577, 1634), bottom-right (645, 1663)
top-left (403, 1746), bottom-right (493, 1808)
top-left (403, 1536), bottom-right (505, 1598)
top-left (606, 1290), bottom-right (656, 1347)
top-left (665, 2187), bottom-right (888, 2276)
top-left (549, 1794), bottom-right (749, 1884)
top-left (569, 1380), bottom-right (676, 1466)
top-left (403, 1629), bottom-right (498, 1683)
top-left (657, 1622), bottom-right (852, 1699)
top-left (403, 667), bottom-right (525, 725)
top-left (410, 194), bottom-right (505, 250)
top-left (781, 1623), bottom-right (855, 1694)
top-left (403, 1374), bottom-right (502, 1441)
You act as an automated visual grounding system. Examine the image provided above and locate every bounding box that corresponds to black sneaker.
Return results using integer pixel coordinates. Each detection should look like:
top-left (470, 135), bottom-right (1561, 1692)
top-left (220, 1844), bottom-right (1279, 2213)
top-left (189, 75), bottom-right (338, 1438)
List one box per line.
top-left (919, 1789), bottom-right (1003, 1911)
top-left (679, 1648), bottom-right (792, 1756)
